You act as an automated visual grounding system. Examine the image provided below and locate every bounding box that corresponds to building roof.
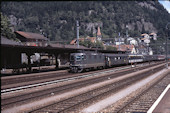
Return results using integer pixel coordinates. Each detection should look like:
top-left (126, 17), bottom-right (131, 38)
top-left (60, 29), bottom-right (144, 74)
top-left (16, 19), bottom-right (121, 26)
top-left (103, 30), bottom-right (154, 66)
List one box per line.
top-left (1, 36), bottom-right (22, 45)
top-left (86, 37), bottom-right (96, 43)
top-left (70, 38), bottom-right (85, 45)
top-left (15, 31), bottom-right (48, 40)
top-left (150, 33), bottom-right (156, 35)
top-left (141, 33), bottom-right (148, 36)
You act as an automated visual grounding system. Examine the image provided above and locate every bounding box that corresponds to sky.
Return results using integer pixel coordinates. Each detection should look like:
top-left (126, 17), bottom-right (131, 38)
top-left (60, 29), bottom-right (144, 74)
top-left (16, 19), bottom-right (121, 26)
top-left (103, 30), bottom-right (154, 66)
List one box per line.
top-left (159, 0), bottom-right (170, 13)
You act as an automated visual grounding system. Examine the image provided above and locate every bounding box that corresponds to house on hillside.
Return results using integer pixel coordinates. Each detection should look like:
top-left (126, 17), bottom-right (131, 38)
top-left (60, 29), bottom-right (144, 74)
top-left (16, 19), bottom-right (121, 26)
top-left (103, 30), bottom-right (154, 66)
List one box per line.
top-left (114, 37), bottom-right (125, 45)
top-left (102, 38), bottom-right (114, 46)
top-left (70, 26), bottom-right (102, 45)
top-left (15, 31), bottom-right (49, 47)
top-left (112, 45), bottom-right (137, 54)
top-left (149, 33), bottom-right (157, 40)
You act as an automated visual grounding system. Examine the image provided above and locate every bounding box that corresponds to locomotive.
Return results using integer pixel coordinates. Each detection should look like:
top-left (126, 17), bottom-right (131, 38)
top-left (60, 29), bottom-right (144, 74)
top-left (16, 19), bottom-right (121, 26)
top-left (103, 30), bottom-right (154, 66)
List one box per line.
top-left (69, 51), bottom-right (164, 73)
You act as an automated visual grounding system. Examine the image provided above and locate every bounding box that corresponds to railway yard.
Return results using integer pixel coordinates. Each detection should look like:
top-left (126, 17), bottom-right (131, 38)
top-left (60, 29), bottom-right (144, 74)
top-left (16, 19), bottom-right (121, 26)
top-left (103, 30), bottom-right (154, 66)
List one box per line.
top-left (1, 2), bottom-right (170, 113)
top-left (1, 61), bottom-right (170, 113)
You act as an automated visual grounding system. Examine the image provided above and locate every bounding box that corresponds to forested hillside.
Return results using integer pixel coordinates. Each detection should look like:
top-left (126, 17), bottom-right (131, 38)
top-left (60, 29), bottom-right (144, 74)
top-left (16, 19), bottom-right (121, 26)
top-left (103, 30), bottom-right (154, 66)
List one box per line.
top-left (1, 1), bottom-right (170, 43)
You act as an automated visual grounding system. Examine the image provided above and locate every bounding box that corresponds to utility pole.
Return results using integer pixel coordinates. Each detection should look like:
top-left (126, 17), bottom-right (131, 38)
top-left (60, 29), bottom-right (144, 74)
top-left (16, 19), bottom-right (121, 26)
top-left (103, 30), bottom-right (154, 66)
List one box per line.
top-left (119, 32), bottom-right (121, 51)
top-left (165, 22), bottom-right (170, 69)
top-left (77, 20), bottom-right (79, 48)
top-left (126, 25), bottom-right (128, 44)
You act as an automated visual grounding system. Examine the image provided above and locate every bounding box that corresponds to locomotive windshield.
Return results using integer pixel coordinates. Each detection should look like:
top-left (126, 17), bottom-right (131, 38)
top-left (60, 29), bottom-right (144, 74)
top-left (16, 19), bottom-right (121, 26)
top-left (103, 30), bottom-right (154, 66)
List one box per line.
top-left (76, 56), bottom-right (81, 61)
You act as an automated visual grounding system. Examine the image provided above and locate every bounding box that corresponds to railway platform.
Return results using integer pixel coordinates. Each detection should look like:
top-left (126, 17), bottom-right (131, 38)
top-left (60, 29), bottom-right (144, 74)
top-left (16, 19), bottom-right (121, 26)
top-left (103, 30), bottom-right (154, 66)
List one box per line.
top-left (147, 84), bottom-right (170, 113)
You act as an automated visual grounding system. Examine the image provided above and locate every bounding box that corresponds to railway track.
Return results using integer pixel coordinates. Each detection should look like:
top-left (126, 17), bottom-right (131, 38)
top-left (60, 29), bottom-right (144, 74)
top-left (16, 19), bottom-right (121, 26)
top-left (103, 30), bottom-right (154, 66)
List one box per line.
top-left (115, 69), bottom-right (170, 113)
top-left (1, 62), bottom-right (165, 112)
top-left (1, 62), bottom-right (155, 109)
top-left (1, 61), bottom-right (162, 92)
top-left (1, 70), bottom-right (68, 89)
top-left (28, 63), bottom-right (165, 113)
top-left (2, 61), bottom-right (161, 86)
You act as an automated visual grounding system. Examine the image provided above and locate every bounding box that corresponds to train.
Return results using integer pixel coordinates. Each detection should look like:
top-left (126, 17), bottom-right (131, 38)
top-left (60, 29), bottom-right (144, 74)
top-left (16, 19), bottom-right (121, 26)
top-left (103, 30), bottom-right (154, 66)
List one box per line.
top-left (69, 51), bottom-right (165, 73)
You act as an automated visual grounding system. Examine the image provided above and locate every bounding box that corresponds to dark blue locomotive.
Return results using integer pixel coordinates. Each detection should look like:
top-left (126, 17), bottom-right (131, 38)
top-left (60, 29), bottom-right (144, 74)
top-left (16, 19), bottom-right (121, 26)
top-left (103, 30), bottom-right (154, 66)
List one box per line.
top-left (69, 51), bottom-right (164, 73)
top-left (70, 52), bottom-right (105, 73)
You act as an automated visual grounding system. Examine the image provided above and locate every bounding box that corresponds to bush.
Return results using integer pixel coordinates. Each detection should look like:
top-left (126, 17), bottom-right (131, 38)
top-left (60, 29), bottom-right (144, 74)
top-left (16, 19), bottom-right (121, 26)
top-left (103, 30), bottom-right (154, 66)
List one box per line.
top-left (106, 46), bottom-right (117, 51)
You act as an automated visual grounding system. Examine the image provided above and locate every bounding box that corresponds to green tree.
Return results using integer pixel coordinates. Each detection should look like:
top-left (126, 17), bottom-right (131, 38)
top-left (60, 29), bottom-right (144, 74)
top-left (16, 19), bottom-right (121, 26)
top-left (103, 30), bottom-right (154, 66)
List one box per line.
top-left (106, 46), bottom-right (117, 51)
top-left (92, 41), bottom-right (104, 49)
top-left (79, 39), bottom-right (94, 48)
top-left (1, 13), bottom-right (16, 40)
top-left (1, 1), bottom-right (170, 42)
